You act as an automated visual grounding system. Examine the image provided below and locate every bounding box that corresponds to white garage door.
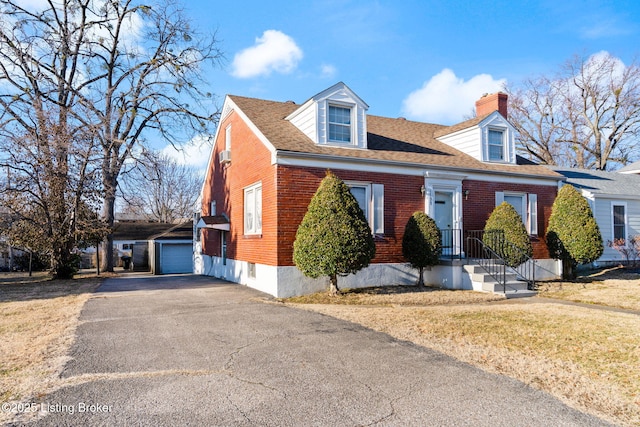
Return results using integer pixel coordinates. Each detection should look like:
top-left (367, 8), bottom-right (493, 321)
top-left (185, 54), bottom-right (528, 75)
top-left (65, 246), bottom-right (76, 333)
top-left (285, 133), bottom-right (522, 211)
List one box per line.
top-left (161, 243), bottom-right (192, 274)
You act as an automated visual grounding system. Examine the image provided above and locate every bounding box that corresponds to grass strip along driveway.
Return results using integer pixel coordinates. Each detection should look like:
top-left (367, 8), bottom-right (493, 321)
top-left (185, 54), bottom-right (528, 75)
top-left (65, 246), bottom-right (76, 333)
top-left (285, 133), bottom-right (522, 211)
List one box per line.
top-left (0, 272), bottom-right (104, 424)
top-left (285, 268), bottom-right (640, 427)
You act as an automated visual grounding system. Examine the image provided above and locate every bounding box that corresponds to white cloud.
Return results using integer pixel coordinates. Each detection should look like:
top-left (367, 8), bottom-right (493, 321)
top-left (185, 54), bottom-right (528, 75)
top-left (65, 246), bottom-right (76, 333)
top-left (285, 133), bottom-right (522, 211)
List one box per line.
top-left (231, 30), bottom-right (303, 78)
top-left (161, 135), bottom-right (213, 170)
top-left (402, 69), bottom-right (506, 124)
top-left (320, 64), bottom-right (337, 79)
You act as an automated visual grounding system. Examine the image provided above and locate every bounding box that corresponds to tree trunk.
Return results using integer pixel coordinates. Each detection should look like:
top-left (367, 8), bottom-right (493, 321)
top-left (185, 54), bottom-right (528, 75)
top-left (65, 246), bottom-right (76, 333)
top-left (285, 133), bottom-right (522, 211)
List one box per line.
top-left (562, 259), bottom-right (576, 280)
top-left (416, 266), bottom-right (425, 287)
top-left (102, 179), bottom-right (117, 272)
top-left (328, 274), bottom-right (340, 296)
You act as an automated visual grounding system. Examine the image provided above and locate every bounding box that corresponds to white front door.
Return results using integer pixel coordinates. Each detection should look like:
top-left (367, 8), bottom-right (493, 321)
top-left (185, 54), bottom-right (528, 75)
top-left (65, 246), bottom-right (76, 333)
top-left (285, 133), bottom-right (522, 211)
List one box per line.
top-left (434, 191), bottom-right (453, 251)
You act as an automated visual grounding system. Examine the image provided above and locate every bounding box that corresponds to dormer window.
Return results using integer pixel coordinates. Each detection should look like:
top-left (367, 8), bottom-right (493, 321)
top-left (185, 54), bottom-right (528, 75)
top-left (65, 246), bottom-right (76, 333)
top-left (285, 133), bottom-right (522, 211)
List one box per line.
top-left (488, 129), bottom-right (504, 161)
top-left (328, 105), bottom-right (351, 143)
top-left (286, 82), bottom-right (368, 149)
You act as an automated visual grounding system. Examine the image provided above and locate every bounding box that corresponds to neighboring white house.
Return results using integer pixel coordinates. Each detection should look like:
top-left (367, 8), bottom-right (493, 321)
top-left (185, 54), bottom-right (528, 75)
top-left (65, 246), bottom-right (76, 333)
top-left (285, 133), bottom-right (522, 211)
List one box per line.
top-left (554, 168), bottom-right (640, 265)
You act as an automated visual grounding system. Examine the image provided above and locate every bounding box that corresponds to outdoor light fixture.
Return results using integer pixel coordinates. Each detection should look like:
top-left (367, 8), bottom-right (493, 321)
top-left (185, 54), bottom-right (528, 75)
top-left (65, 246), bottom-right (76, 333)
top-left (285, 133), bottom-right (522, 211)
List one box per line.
top-left (420, 185), bottom-right (426, 196)
top-left (464, 189), bottom-right (470, 200)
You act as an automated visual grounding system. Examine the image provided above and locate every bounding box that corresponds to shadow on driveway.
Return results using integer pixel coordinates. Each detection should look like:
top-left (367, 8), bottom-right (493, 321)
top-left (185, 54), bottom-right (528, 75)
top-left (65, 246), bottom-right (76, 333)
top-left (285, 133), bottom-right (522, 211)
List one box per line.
top-left (95, 272), bottom-right (249, 294)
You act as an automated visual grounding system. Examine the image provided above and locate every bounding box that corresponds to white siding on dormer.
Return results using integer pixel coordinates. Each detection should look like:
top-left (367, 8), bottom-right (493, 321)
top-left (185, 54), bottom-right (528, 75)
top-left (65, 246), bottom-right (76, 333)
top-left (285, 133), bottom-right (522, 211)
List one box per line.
top-left (436, 111), bottom-right (517, 164)
top-left (481, 114), bottom-right (516, 164)
top-left (437, 127), bottom-right (483, 161)
top-left (288, 100), bottom-right (318, 143)
top-left (286, 82), bottom-right (368, 149)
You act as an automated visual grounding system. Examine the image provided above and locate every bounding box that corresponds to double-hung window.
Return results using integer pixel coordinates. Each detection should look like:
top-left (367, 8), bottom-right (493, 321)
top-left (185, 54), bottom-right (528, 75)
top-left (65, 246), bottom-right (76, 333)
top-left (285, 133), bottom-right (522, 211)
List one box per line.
top-left (488, 129), bottom-right (504, 161)
top-left (613, 204), bottom-right (626, 241)
top-left (346, 182), bottom-right (384, 234)
top-left (328, 105), bottom-right (351, 143)
top-left (496, 192), bottom-right (538, 235)
top-left (244, 182), bottom-right (262, 235)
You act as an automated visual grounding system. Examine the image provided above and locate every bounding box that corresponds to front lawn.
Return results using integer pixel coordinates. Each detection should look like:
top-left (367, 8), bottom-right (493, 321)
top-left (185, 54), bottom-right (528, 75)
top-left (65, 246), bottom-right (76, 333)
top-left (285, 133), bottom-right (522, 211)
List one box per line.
top-left (0, 272), bottom-right (103, 424)
top-left (285, 269), bottom-right (640, 427)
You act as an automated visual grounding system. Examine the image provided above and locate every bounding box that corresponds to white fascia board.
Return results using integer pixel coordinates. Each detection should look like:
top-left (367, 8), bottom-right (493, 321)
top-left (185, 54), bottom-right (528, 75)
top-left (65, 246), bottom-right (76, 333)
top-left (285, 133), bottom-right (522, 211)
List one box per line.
top-left (591, 192), bottom-right (640, 201)
top-left (284, 98), bottom-right (314, 121)
top-left (199, 96), bottom-right (280, 198)
top-left (309, 81), bottom-right (369, 109)
top-left (199, 96), bottom-right (231, 200)
top-left (274, 151), bottom-right (562, 185)
top-left (276, 151), bottom-right (425, 176)
top-left (480, 111), bottom-right (517, 132)
top-left (229, 98), bottom-right (278, 158)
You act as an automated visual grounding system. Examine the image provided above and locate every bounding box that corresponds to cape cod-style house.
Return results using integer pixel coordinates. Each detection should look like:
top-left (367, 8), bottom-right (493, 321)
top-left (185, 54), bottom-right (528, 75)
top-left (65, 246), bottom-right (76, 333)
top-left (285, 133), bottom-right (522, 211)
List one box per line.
top-left (195, 83), bottom-right (564, 297)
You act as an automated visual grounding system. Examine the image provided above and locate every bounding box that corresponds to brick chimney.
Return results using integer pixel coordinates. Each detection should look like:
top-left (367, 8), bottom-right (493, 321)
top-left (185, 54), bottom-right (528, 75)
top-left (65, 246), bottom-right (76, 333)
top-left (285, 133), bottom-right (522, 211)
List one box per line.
top-left (475, 92), bottom-right (508, 119)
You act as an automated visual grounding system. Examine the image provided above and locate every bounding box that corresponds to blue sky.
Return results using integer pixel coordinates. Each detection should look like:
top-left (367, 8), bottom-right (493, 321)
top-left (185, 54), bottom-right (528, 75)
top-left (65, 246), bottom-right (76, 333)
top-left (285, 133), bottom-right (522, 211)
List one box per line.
top-left (165, 0), bottom-right (640, 166)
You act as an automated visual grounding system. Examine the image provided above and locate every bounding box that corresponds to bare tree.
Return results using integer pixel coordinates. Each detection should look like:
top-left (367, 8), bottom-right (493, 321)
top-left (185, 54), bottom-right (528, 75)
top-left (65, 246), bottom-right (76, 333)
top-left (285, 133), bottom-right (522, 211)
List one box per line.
top-left (508, 52), bottom-right (640, 170)
top-left (0, 0), bottom-right (222, 272)
top-left (0, 119), bottom-right (103, 278)
top-left (119, 150), bottom-right (201, 223)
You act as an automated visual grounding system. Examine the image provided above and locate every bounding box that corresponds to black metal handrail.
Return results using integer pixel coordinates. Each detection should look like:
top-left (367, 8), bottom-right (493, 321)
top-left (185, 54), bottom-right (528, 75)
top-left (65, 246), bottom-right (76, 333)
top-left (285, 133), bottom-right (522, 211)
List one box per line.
top-left (465, 230), bottom-right (536, 290)
top-left (500, 239), bottom-right (536, 290)
top-left (466, 236), bottom-right (507, 292)
top-left (439, 228), bottom-right (463, 260)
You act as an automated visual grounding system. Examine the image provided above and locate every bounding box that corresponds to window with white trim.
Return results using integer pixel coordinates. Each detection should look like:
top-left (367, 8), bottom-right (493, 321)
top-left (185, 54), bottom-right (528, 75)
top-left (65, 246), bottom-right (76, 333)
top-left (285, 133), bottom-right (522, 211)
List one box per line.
top-left (488, 129), bottom-right (504, 161)
top-left (496, 191), bottom-right (538, 235)
top-left (613, 203), bottom-right (626, 241)
top-left (347, 182), bottom-right (384, 234)
top-left (244, 182), bottom-right (262, 235)
top-left (328, 105), bottom-right (351, 143)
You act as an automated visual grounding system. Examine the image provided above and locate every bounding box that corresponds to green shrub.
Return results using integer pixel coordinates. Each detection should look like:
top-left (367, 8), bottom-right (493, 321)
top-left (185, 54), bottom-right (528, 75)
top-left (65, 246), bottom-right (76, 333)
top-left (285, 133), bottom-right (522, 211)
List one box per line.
top-left (293, 171), bottom-right (376, 295)
top-left (484, 202), bottom-right (533, 267)
top-left (402, 212), bottom-right (442, 286)
top-left (547, 184), bottom-right (603, 278)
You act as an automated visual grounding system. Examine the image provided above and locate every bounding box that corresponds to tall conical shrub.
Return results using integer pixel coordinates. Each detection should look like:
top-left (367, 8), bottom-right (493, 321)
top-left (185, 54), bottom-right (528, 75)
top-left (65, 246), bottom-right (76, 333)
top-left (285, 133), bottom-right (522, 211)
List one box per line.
top-left (293, 171), bottom-right (376, 295)
top-left (402, 212), bottom-right (442, 286)
top-left (547, 184), bottom-right (603, 278)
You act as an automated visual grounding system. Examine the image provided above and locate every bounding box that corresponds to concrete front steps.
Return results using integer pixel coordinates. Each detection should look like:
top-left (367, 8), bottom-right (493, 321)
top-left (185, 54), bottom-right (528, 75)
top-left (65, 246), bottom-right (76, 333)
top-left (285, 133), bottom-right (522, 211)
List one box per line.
top-left (464, 264), bottom-right (537, 299)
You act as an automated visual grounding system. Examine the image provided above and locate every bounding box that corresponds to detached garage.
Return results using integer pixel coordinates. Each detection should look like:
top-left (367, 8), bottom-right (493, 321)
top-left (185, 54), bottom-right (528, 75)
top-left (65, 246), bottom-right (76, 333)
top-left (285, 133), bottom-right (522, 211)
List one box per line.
top-left (149, 222), bottom-right (193, 275)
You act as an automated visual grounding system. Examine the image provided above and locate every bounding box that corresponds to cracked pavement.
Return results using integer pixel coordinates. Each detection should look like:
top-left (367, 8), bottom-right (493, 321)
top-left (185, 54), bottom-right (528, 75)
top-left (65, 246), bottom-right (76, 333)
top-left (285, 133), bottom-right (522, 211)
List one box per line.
top-left (18, 274), bottom-right (611, 426)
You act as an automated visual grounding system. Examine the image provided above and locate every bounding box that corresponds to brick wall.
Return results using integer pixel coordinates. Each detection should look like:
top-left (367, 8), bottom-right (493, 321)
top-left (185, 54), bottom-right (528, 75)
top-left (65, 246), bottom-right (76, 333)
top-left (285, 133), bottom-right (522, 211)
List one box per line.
top-left (276, 166), bottom-right (425, 266)
top-left (462, 180), bottom-right (557, 258)
top-left (201, 110), bottom-right (278, 265)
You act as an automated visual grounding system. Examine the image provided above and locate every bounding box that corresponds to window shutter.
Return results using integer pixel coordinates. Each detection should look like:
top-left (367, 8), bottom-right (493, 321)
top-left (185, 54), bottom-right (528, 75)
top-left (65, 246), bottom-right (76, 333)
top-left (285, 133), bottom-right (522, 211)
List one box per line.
top-left (528, 194), bottom-right (538, 235)
top-left (372, 184), bottom-right (384, 234)
top-left (495, 191), bottom-right (504, 206)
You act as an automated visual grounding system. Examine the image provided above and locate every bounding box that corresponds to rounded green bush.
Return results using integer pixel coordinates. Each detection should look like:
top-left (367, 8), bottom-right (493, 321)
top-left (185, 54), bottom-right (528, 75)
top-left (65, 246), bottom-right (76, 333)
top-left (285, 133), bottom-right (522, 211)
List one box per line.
top-left (484, 202), bottom-right (533, 267)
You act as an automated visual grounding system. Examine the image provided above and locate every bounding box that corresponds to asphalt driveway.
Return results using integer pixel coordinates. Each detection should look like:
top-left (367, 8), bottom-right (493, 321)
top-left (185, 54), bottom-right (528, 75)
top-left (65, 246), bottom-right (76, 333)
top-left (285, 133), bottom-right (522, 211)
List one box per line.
top-left (21, 274), bottom-right (611, 426)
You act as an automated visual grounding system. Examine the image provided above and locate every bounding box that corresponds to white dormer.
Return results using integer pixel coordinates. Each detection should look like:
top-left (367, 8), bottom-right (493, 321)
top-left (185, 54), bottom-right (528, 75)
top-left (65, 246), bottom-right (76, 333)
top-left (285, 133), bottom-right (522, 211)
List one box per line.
top-left (436, 92), bottom-right (517, 164)
top-left (480, 112), bottom-right (516, 163)
top-left (286, 82), bottom-right (369, 149)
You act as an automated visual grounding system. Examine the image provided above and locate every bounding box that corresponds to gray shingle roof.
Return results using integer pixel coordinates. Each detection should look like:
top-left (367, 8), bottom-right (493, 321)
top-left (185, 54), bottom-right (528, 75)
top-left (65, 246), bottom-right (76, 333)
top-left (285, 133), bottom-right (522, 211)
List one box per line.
top-left (618, 160), bottom-right (640, 174)
top-left (553, 168), bottom-right (640, 196)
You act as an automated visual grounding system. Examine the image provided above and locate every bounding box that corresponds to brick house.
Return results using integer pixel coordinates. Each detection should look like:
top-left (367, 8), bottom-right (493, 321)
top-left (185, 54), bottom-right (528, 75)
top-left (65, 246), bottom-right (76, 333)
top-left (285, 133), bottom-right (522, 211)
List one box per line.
top-left (195, 82), bottom-right (563, 297)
